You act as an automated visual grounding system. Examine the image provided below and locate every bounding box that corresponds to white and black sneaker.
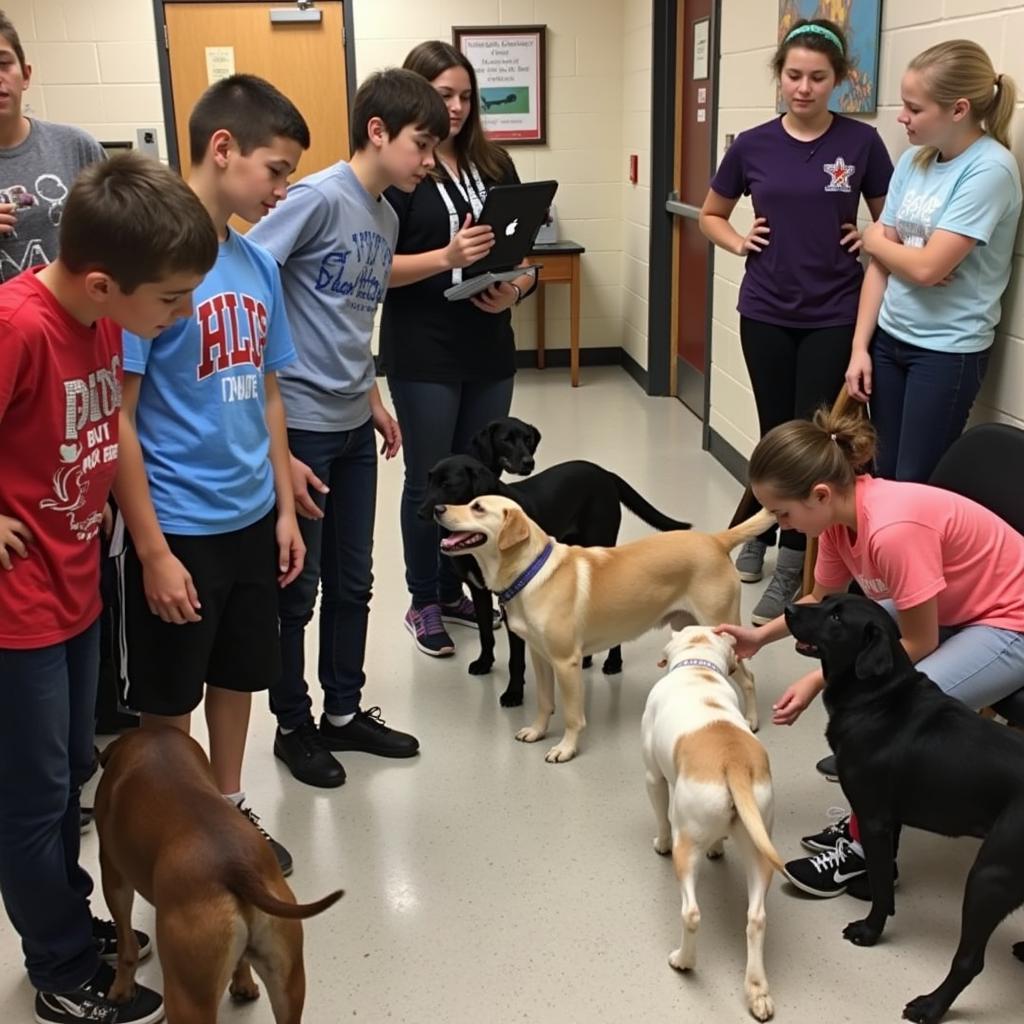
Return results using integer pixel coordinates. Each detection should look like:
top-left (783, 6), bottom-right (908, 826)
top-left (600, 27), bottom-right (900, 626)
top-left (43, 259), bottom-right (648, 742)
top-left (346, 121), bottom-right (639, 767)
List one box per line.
top-left (784, 837), bottom-right (866, 898)
top-left (800, 808), bottom-right (852, 852)
top-left (35, 961), bottom-right (163, 1023)
top-left (92, 916), bottom-right (152, 964)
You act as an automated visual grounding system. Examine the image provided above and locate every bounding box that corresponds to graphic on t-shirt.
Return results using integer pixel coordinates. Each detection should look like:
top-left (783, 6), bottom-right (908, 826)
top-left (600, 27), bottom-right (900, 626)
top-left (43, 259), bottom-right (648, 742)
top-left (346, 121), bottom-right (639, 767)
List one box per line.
top-left (314, 229), bottom-right (393, 316)
top-left (39, 354), bottom-right (122, 541)
top-left (894, 188), bottom-right (942, 249)
top-left (195, 291), bottom-right (268, 404)
top-left (0, 172), bottom-right (70, 280)
top-left (823, 157), bottom-right (855, 193)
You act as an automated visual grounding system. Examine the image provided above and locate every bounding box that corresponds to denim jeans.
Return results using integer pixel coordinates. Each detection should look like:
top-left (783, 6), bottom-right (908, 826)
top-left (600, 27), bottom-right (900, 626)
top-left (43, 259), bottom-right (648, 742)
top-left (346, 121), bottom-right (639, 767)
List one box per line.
top-left (878, 600), bottom-right (1024, 709)
top-left (0, 620), bottom-right (101, 992)
top-left (869, 327), bottom-right (990, 483)
top-left (388, 377), bottom-right (514, 605)
top-left (272, 419), bottom-right (376, 728)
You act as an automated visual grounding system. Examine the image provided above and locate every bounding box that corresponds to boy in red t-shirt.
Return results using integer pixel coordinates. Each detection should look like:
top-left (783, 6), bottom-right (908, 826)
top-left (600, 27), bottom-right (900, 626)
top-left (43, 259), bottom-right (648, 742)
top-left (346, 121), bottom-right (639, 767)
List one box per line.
top-left (0, 153), bottom-right (216, 1024)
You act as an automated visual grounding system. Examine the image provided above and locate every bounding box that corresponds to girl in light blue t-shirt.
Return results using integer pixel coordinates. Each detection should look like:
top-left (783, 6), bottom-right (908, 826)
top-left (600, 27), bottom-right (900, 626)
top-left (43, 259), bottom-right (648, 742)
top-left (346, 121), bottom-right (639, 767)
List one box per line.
top-left (845, 40), bottom-right (1022, 483)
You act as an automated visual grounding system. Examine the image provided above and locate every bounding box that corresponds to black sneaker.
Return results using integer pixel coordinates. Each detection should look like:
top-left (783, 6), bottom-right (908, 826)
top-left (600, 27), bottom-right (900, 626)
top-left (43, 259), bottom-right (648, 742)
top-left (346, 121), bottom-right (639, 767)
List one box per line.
top-left (92, 916), bottom-right (152, 964)
top-left (440, 594), bottom-right (503, 631)
top-left (319, 708), bottom-right (419, 759)
top-left (35, 961), bottom-right (163, 1023)
top-left (238, 804), bottom-right (293, 878)
top-left (784, 838), bottom-right (866, 897)
top-left (80, 807), bottom-right (95, 834)
top-left (274, 721), bottom-right (346, 788)
top-left (846, 862), bottom-right (899, 901)
top-left (800, 809), bottom-right (851, 852)
top-left (816, 753), bottom-right (839, 781)
top-left (404, 604), bottom-right (455, 656)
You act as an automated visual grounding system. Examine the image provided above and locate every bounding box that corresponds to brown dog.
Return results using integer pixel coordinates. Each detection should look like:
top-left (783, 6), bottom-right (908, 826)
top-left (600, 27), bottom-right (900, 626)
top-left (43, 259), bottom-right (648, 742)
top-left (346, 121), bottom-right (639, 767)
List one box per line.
top-left (436, 495), bottom-right (774, 762)
top-left (95, 729), bottom-right (342, 1023)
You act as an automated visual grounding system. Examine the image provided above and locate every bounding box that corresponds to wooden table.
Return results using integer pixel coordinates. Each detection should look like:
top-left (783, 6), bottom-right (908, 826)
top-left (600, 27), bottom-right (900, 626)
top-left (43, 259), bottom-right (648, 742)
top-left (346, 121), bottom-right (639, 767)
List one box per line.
top-left (530, 241), bottom-right (586, 386)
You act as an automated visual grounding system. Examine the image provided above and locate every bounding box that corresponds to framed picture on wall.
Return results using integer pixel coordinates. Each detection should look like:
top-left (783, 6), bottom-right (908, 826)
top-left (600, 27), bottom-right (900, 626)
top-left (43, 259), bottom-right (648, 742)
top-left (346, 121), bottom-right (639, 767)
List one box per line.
top-left (453, 25), bottom-right (546, 145)
top-left (778, 1), bottom-right (882, 113)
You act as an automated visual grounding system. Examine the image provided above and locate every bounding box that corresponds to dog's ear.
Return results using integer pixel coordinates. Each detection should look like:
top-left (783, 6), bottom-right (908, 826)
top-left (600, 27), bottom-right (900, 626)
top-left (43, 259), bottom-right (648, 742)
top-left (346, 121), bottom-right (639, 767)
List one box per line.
top-left (497, 507), bottom-right (530, 551)
top-left (528, 425), bottom-right (542, 454)
top-left (854, 621), bottom-right (893, 680)
top-left (469, 423), bottom-right (498, 470)
top-left (656, 656), bottom-right (668, 669)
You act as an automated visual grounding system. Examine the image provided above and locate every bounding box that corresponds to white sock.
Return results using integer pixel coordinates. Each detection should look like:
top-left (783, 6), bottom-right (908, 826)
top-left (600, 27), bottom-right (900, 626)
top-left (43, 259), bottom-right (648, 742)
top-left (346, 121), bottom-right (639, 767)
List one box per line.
top-left (326, 712), bottom-right (356, 728)
top-left (850, 839), bottom-right (864, 857)
top-left (223, 790), bottom-right (245, 807)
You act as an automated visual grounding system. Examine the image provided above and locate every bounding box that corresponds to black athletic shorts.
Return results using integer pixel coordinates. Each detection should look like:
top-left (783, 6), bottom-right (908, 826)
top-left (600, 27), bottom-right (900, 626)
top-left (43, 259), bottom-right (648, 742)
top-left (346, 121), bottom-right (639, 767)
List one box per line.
top-left (119, 510), bottom-right (281, 716)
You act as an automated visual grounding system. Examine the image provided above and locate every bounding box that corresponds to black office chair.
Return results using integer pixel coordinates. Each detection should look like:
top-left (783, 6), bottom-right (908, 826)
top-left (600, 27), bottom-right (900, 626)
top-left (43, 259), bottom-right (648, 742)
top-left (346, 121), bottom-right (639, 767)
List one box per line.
top-left (929, 422), bottom-right (1024, 726)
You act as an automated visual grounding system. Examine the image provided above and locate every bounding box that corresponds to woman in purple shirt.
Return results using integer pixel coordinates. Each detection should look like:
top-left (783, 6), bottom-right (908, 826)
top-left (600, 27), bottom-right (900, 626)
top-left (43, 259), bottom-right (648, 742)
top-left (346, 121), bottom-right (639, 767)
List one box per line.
top-left (700, 18), bottom-right (893, 625)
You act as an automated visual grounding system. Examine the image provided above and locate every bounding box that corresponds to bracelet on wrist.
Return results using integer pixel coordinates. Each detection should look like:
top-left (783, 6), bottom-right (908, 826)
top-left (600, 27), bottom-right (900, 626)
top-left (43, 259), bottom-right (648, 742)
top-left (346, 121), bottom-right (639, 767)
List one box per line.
top-left (510, 283), bottom-right (523, 305)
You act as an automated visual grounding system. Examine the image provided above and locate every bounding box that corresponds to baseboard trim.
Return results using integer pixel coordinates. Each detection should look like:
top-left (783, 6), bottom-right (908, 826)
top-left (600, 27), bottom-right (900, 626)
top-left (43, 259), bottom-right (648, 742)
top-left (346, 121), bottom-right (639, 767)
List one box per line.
top-left (620, 349), bottom-right (650, 392)
top-left (707, 427), bottom-right (748, 485)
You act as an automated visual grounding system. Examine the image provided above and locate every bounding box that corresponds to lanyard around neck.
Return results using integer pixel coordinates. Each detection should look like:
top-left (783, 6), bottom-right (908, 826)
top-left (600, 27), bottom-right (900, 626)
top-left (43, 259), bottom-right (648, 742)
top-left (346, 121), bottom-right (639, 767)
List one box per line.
top-left (435, 159), bottom-right (488, 284)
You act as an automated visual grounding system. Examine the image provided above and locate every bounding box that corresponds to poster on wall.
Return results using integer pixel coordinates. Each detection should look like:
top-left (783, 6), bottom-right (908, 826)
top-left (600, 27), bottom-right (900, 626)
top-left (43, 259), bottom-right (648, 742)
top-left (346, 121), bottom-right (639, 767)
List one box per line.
top-left (778, 1), bottom-right (882, 113)
top-left (453, 25), bottom-right (546, 145)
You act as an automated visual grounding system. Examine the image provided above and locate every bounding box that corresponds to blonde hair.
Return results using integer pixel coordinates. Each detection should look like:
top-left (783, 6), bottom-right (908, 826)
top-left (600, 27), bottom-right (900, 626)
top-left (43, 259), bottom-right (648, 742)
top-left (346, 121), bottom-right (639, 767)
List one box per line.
top-left (748, 408), bottom-right (876, 500)
top-left (908, 40), bottom-right (1016, 167)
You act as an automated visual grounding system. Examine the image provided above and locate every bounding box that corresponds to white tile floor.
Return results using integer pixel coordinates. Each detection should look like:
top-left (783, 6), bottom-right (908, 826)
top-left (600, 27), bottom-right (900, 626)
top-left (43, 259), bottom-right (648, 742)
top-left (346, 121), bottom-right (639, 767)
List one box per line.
top-left (2, 367), bottom-right (1022, 1023)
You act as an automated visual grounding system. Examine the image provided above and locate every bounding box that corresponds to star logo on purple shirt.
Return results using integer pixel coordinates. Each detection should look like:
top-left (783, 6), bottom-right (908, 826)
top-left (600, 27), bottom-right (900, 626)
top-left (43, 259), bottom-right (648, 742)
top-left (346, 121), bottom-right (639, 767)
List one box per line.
top-left (823, 157), bottom-right (856, 193)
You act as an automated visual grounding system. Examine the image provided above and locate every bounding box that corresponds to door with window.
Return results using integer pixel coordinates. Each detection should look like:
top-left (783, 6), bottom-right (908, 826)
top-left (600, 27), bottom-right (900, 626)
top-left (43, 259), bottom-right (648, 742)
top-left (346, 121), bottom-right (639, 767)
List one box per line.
top-left (667, 0), bottom-right (716, 417)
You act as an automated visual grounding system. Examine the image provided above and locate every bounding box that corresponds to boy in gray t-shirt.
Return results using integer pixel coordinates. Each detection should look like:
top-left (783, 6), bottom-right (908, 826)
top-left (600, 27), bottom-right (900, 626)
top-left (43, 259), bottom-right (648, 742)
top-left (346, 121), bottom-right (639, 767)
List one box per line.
top-left (247, 69), bottom-right (448, 787)
top-left (0, 15), bottom-right (105, 282)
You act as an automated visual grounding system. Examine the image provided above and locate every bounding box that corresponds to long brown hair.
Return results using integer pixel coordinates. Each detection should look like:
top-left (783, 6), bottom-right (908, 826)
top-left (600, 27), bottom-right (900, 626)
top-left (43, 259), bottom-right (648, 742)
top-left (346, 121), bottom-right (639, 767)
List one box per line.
top-left (748, 407), bottom-right (876, 500)
top-left (402, 40), bottom-right (513, 183)
top-left (908, 40), bottom-right (1016, 167)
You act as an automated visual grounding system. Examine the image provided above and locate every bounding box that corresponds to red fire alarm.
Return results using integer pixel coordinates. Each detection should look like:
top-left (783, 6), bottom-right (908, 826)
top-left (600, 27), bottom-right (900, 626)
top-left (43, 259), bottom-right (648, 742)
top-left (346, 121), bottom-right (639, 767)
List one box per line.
top-left (629, 153), bottom-right (638, 184)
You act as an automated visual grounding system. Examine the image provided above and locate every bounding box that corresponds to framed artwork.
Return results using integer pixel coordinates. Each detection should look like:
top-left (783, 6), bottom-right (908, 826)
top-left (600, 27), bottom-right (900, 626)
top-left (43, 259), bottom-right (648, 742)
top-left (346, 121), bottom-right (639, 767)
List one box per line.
top-left (453, 25), bottom-right (547, 145)
top-left (778, 1), bottom-right (883, 113)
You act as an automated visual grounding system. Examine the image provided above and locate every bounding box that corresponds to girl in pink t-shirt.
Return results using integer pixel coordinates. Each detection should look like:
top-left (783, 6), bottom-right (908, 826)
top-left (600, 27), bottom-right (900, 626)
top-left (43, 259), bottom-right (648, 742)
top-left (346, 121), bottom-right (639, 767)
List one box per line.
top-left (719, 409), bottom-right (1024, 899)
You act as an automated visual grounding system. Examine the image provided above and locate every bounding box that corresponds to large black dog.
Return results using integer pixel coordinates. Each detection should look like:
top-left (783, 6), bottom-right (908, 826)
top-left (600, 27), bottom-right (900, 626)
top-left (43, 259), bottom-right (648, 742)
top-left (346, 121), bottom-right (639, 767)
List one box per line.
top-left (420, 437), bottom-right (691, 707)
top-left (785, 594), bottom-right (1024, 1024)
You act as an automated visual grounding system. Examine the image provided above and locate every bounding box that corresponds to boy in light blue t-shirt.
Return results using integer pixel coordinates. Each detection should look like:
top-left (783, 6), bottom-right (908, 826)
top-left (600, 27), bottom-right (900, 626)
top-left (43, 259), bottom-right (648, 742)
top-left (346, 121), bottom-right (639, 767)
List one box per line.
top-left (844, 40), bottom-right (1022, 484)
top-left (247, 69), bottom-right (448, 788)
top-left (114, 75), bottom-right (311, 876)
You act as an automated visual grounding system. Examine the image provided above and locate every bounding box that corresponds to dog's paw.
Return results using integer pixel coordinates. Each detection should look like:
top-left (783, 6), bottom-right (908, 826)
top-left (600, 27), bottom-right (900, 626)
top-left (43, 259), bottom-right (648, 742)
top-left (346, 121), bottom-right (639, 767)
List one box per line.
top-left (544, 742), bottom-right (577, 763)
top-left (467, 656), bottom-right (493, 676)
top-left (747, 992), bottom-right (775, 1022)
top-left (515, 726), bottom-right (545, 743)
top-left (668, 948), bottom-right (694, 972)
top-left (230, 979), bottom-right (261, 1003)
top-left (602, 656), bottom-right (623, 676)
top-left (843, 919), bottom-right (881, 947)
top-left (500, 688), bottom-right (524, 708)
top-left (706, 840), bottom-right (725, 860)
top-left (902, 993), bottom-right (947, 1024)
top-left (1012, 940), bottom-right (1024, 963)
top-left (582, 655), bottom-right (593, 669)
top-left (746, 714), bottom-right (760, 733)
top-left (653, 835), bottom-right (672, 855)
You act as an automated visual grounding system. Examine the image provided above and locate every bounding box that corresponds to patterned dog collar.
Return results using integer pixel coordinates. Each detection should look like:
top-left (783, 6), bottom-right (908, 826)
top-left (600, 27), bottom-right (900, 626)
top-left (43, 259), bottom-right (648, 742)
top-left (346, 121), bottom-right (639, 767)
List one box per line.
top-left (668, 657), bottom-right (730, 677)
top-left (498, 542), bottom-right (554, 604)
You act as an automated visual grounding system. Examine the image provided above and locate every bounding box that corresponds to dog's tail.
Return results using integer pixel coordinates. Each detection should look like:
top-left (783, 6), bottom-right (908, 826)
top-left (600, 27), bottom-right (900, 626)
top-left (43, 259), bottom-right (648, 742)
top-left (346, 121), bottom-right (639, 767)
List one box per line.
top-left (612, 474), bottom-right (691, 531)
top-left (713, 509), bottom-right (776, 553)
top-left (228, 866), bottom-right (344, 920)
top-left (724, 764), bottom-right (785, 874)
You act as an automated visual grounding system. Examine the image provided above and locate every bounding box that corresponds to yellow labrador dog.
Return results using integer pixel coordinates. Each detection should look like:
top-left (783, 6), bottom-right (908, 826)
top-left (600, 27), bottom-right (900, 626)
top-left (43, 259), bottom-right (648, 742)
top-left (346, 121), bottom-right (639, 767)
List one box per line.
top-left (435, 495), bottom-right (774, 762)
top-left (642, 627), bottom-right (783, 1022)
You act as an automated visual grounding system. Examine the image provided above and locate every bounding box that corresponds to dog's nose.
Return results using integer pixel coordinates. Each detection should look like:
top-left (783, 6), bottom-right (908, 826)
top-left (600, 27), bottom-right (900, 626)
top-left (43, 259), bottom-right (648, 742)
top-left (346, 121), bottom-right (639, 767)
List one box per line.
top-left (434, 504), bottom-right (447, 516)
top-left (520, 457), bottom-right (534, 473)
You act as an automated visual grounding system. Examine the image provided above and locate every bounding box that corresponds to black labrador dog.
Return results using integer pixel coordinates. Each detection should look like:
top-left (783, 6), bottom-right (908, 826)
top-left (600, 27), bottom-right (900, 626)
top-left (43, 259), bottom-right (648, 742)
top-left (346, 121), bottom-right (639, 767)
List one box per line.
top-left (468, 416), bottom-right (541, 477)
top-left (785, 594), bottom-right (1024, 1024)
top-left (420, 452), bottom-right (691, 707)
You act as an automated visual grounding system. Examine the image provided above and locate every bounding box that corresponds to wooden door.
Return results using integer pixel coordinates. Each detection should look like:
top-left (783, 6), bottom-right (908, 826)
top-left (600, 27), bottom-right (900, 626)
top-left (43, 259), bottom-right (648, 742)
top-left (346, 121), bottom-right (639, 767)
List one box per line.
top-left (164, 1), bottom-right (349, 197)
top-left (669, 0), bottom-right (715, 417)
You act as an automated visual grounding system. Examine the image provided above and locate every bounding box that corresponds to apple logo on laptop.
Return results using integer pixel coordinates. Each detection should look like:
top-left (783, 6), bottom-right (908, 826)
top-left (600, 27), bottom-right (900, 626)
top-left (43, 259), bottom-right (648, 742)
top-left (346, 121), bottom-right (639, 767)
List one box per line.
top-left (505, 218), bottom-right (519, 237)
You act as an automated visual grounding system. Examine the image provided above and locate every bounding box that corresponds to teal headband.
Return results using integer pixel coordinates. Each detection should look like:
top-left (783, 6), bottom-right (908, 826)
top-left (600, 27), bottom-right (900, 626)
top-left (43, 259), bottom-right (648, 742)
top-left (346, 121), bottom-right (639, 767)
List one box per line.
top-left (784, 24), bottom-right (845, 55)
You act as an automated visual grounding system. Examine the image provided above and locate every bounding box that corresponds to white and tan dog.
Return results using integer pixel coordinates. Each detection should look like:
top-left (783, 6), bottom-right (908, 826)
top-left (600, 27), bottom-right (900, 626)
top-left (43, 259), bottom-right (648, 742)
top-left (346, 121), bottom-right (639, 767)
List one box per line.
top-left (641, 627), bottom-right (784, 1022)
top-left (435, 494), bottom-right (773, 763)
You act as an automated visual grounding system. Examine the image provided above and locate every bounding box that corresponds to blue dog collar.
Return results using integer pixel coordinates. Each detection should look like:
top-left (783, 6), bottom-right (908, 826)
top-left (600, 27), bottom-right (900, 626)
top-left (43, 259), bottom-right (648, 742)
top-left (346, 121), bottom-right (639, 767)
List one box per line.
top-left (499, 542), bottom-right (554, 605)
top-left (668, 657), bottom-right (730, 678)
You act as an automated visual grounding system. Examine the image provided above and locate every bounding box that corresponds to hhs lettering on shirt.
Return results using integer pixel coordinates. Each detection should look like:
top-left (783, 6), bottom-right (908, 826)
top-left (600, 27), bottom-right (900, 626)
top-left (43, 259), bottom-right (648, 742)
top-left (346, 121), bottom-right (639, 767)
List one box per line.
top-left (195, 292), bottom-right (267, 402)
top-left (857, 576), bottom-right (888, 597)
